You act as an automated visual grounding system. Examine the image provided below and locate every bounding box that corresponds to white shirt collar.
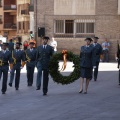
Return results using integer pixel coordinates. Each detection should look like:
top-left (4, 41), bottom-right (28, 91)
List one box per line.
top-left (30, 48), bottom-right (33, 51)
top-left (86, 45), bottom-right (90, 47)
top-left (93, 43), bottom-right (97, 46)
top-left (16, 49), bottom-right (20, 52)
top-left (43, 44), bottom-right (47, 48)
top-left (2, 50), bottom-right (6, 53)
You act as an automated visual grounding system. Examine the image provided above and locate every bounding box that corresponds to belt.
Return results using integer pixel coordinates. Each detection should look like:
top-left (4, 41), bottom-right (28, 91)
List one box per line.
top-left (2, 62), bottom-right (8, 65)
top-left (27, 60), bottom-right (35, 62)
top-left (16, 61), bottom-right (21, 63)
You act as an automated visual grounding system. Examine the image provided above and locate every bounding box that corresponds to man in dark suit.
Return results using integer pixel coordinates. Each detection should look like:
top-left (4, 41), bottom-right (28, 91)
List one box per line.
top-left (8, 39), bottom-right (14, 52)
top-left (92, 37), bottom-right (102, 81)
top-left (36, 36), bottom-right (54, 95)
top-left (8, 42), bottom-right (25, 90)
top-left (0, 43), bottom-right (13, 94)
top-left (25, 42), bottom-right (37, 86)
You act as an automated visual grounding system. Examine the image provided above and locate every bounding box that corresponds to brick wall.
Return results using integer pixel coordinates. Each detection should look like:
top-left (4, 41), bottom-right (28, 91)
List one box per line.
top-left (35, 0), bottom-right (120, 61)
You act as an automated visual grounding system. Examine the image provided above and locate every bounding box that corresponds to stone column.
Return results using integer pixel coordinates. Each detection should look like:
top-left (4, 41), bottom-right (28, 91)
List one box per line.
top-left (29, 12), bottom-right (34, 35)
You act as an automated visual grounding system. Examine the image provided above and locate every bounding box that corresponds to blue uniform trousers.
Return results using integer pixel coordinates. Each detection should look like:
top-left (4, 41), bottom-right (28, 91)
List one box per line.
top-left (10, 67), bottom-right (21, 88)
top-left (0, 66), bottom-right (9, 92)
top-left (27, 66), bottom-right (35, 85)
top-left (93, 62), bottom-right (99, 80)
top-left (36, 66), bottom-right (49, 94)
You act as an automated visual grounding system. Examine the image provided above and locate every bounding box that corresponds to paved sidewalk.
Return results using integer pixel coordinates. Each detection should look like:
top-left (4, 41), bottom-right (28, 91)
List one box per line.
top-left (0, 63), bottom-right (120, 120)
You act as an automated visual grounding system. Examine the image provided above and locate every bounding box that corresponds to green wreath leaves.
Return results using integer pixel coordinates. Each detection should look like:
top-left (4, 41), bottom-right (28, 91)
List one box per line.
top-left (49, 51), bottom-right (80, 85)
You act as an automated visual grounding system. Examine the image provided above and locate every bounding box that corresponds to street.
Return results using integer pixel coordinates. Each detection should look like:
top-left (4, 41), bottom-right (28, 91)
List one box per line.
top-left (0, 62), bottom-right (120, 120)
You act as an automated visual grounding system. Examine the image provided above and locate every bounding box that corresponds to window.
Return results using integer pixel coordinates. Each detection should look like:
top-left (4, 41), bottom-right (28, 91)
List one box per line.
top-left (55, 20), bottom-right (64, 33)
top-left (0, 15), bottom-right (2, 23)
top-left (76, 22), bottom-right (94, 34)
top-left (54, 19), bottom-right (95, 37)
top-left (86, 23), bottom-right (94, 33)
top-left (76, 23), bottom-right (85, 33)
top-left (0, 0), bottom-right (3, 7)
top-left (55, 20), bottom-right (74, 34)
top-left (65, 20), bottom-right (74, 33)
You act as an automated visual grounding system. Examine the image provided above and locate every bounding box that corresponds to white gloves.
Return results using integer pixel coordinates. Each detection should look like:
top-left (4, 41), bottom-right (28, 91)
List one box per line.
top-left (93, 66), bottom-right (96, 69)
top-left (9, 69), bottom-right (12, 73)
top-left (116, 57), bottom-right (118, 61)
top-left (20, 66), bottom-right (23, 69)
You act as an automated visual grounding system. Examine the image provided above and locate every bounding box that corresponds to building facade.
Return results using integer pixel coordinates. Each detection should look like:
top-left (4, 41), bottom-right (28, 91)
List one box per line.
top-left (0, 0), bottom-right (34, 42)
top-left (0, 0), bottom-right (17, 40)
top-left (35, 0), bottom-right (120, 60)
top-left (17, 0), bottom-right (30, 42)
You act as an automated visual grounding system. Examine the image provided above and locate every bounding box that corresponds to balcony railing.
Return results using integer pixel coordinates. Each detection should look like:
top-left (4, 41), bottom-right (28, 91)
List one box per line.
top-left (29, 5), bottom-right (34, 12)
top-left (54, 33), bottom-right (95, 38)
top-left (21, 10), bottom-right (29, 15)
top-left (4, 5), bottom-right (17, 10)
top-left (4, 23), bottom-right (17, 29)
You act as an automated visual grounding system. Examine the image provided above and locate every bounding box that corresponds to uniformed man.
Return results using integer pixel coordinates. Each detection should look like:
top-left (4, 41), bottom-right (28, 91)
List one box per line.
top-left (8, 39), bottom-right (14, 52)
top-left (91, 37), bottom-right (102, 81)
top-left (25, 42), bottom-right (37, 86)
top-left (8, 42), bottom-right (25, 90)
top-left (0, 43), bottom-right (12, 94)
top-left (115, 42), bottom-right (120, 85)
top-left (36, 36), bottom-right (54, 95)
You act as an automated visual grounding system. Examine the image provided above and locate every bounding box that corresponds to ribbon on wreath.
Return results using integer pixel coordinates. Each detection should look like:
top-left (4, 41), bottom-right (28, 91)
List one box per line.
top-left (61, 50), bottom-right (67, 71)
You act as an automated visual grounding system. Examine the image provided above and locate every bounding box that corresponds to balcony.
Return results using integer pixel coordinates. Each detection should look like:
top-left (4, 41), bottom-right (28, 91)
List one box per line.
top-left (4, 5), bottom-right (17, 10)
top-left (21, 10), bottom-right (29, 15)
top-left (4, 23), bottom-right (17, 30)
top-left (29, 5), bottom-right (34, 12)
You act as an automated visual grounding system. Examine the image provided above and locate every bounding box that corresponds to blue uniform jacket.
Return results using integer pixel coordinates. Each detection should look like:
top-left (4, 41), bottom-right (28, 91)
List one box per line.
top-left (12, 49), bottom-right (25, 68)
top-left (0, 50), bottom-right (12, 68)
top-left (25, 48), bottom-right (37, 67)
top-left (80, 45), bottom-right (95, 68)
top-left (91, 43), bottom-right (102, 63)
top-left (36, 45), bottom-right (54, 69)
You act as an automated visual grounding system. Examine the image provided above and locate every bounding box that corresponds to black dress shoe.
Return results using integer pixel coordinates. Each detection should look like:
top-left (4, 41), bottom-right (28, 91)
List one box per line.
top-left (36, 87), bottom-right (40, 90)
top-left (28, 83), bottom-right (32, 86)
top-left (2, 92), bottom-right (5, 94)
top-left (94, 78), bottom-right (97, 81)
top-left (84, 92), bottom-right (87, 94)
top-left (9, 83), bottom-right (12, 87)
top-left (79, 89), bottom-right (83, 93)
top-left (43, 93), bottom-right (47, 96)
top-left (16, 87), bottom-right (18, 90)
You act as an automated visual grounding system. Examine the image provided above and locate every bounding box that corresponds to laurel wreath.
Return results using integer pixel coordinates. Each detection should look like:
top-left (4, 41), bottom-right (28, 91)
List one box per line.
top-left (49, 51), bottom-right (80, 85)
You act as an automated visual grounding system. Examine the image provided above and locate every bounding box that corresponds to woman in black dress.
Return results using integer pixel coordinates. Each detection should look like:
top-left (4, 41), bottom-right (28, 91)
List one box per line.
top-left (79, 38), bottom-right (96, 94)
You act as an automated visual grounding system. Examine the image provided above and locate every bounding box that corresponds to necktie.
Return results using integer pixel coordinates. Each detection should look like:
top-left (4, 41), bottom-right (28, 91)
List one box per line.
top-left (44, 45), bottom-right (46, 49)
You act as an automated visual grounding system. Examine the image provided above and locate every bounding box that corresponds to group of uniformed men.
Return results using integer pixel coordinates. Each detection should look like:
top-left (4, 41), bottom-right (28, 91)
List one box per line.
top-left (0, 36), bottom-right (54, 95)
